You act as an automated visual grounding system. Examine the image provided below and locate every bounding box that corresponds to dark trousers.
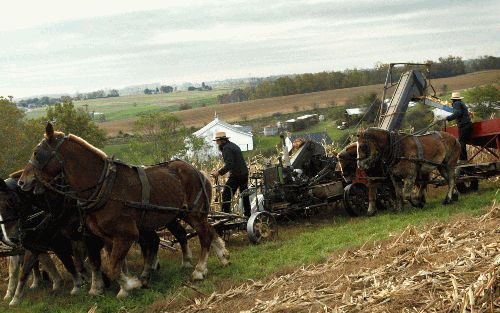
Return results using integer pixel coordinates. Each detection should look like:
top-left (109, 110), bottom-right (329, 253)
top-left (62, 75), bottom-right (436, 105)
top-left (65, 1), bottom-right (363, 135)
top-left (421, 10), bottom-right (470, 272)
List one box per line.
top-left (222, 174), bottom-right (251, 216)
top-left (458, 123), bottom-right (473, 160)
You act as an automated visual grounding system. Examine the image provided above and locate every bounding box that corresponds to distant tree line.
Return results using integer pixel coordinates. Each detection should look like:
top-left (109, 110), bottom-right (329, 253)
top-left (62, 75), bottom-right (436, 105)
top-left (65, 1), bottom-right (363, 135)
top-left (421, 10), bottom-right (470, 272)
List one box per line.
top-left (74, 89), bottom-right (120, 100)
top-left (17, 89), bottom-right (120, 108)
top-left (144, 85), bottom-right (175, 95)
top-left (217, 55), bottom-right (500, 104)
top-left (16, 96), bottom-right (65, 108)
top-left (188, 82), bottom-right (212, 91)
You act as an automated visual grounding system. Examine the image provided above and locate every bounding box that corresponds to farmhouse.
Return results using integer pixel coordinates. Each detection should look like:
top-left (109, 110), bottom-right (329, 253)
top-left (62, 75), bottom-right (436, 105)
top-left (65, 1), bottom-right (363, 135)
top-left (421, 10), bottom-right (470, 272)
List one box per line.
top-left (190, 113), bottom-right (253, 159)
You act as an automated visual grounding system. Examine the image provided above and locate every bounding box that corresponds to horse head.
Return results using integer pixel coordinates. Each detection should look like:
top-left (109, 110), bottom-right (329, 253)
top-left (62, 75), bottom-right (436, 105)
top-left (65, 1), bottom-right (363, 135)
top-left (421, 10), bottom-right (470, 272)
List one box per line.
top-left (337, 142), bottom-right (357, 182)
top-left (0, 178), bottom-right (28, 247)
top-left (19, 122), bottom-right (67, 192)
top-left (356, 128), bottom-right (388, 171)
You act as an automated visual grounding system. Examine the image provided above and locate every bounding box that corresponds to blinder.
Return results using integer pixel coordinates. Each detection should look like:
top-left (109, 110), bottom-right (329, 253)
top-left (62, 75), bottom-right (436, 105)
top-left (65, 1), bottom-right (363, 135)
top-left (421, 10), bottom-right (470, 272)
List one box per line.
top-left (29, 137), bottom-right (67, 170)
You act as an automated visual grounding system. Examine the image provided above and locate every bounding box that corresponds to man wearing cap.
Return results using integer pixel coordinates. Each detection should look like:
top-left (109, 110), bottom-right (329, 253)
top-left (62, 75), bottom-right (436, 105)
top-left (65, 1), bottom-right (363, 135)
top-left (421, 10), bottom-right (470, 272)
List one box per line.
top-left (445, 92), bottom-right (472, 163)
top-left (211, 131), bottom-right (251, 217)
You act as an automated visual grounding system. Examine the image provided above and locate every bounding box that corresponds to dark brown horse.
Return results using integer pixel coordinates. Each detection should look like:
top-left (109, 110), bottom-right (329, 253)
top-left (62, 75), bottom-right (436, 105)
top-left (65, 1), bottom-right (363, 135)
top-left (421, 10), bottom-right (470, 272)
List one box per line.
top-left (356, 128), bottom-right (460, 212)
top-left (18, 123), bottom-right (229, 298)
top-left (0, 175), bottom-right (88, 306)
top-left (337, 142), bottom-right (385, 215)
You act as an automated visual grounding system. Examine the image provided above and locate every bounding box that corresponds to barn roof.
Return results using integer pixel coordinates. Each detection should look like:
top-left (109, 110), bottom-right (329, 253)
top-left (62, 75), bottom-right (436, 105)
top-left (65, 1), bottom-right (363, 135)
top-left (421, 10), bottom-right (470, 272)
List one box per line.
top-left (193, 117), bottom-right (253, 137)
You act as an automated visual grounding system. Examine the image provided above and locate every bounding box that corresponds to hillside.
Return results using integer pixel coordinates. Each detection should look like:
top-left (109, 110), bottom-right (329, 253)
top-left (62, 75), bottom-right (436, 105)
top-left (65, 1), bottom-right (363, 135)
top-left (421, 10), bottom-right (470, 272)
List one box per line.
top-left (99, 70), bottom-right (500, 135)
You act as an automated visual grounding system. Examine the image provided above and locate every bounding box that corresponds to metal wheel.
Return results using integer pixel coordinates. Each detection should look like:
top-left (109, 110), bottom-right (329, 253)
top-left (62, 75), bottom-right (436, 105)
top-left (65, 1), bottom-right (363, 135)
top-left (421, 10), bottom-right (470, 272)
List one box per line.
top-left (343, 183), bottom-right (368, 217)
top-left (247, 212), bottom-right (277, 244)
top-left (456, 179), bottom-right (479, 193)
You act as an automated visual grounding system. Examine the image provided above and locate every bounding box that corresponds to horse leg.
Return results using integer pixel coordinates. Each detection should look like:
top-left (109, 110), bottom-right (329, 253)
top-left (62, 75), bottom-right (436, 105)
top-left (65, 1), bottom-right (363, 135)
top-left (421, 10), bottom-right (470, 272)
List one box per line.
top-left (52, 239), bottom-right (84, 296)
top-left (367, 182), bottom-right (377, 216)
top-left (439, 166), bottom-right (456, 204)
top-left (183, 215), bottom-right (218, 280)
top-left (209, 227), bottom-right (229, 267)
top-left (9, 251), bottom-right (41, 306)
top-left (390, 175), bottom-right (403, 212)
top-left (85, 235), bottom-right (106, 296)
top-left (72, 240), bottom-right (90, 282)
top-left (30, 260), bottom-right (43, 289)
top-left (403, 175), bottom-right (417, 205)
top-left (4, 255), bottom-right (21, 300)
top-left (137, 228), bottom-right (161, 287)
top-left (440, 165), bottom-right (458, 204)
top-left (165, 219), bottom-right (192, 269)
top-left (37, 253), bottom-right (63, 292)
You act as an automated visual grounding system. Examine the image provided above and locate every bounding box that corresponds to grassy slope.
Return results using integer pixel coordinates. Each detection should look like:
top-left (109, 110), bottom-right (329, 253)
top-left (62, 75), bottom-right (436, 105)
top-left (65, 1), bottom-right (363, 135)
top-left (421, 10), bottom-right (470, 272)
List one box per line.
top-left (2, 184), bottom-right (498, 313)
top-left (25, 88), bottom-right (231, 121)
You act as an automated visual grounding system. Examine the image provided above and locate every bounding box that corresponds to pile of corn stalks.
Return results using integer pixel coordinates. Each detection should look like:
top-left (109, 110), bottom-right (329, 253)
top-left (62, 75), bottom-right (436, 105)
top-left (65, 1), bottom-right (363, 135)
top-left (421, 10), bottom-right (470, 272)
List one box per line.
top-left (172, 200), bottom-right (499, 313)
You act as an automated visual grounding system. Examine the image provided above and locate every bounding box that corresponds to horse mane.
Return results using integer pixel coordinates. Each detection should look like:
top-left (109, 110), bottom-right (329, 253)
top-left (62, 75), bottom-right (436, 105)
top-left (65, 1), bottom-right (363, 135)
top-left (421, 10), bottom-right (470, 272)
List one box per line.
top-left (68, 134), bottom-right (108, 160)
top-left (9, 170), bottom-right (23, 179)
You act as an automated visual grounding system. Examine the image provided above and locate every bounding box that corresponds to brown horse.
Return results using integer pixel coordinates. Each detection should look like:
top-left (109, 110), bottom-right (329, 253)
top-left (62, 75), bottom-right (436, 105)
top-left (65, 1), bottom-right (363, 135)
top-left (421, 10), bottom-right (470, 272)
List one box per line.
top-left (18, 123), bottom-right (229, 298)
top-left (356, 127), bottom-right (460, 212)
top-left (337, 142), bottom-right (384, 215)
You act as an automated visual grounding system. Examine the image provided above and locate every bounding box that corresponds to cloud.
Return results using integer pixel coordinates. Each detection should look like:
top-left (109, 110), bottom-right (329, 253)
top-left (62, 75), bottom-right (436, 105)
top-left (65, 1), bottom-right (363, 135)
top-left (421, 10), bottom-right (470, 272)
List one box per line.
top-left (0, 0), bottom-right (499, 97)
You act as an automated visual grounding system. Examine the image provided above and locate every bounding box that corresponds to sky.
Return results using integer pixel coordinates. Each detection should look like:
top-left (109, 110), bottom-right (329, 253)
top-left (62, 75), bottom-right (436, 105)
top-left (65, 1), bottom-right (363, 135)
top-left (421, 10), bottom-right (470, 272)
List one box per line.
top-left (1, 0), bottom-right (499, 98)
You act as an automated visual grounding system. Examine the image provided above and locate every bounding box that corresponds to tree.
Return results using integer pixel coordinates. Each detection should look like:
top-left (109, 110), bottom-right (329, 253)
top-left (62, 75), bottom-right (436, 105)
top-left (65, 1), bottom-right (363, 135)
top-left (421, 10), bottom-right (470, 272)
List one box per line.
top-left (144, 88), bottom-right (152, 95)
top-left (108, 89), bottom-right (119, 97)
top-left (403, 103), bottom-right (434, 132)
top-left (126, 113), bottom-right (191, 164)
top-left (46, 98), bottom-right (106, 148)
top-left (463, 85), bottom-right (499, 119)
top-left (0, 97), bottom-right (44, 177)
top-left (160, 85), bottom-right (174, 93)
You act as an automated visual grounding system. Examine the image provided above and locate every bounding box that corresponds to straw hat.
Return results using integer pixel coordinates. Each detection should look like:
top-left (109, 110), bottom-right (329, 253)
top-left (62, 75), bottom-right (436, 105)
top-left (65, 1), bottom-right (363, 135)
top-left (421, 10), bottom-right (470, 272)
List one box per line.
top-left (450, 91), bottom-right (463, 100)
top-left (213, 131), bottom-right (230, 141)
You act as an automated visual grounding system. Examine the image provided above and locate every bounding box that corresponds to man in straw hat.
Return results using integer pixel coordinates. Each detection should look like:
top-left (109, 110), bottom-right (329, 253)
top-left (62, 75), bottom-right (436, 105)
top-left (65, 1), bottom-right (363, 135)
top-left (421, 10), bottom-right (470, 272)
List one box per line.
top-left (211, 131), bottom-right (251, 217)
top-left (444, 91), bottom-right (472, 163)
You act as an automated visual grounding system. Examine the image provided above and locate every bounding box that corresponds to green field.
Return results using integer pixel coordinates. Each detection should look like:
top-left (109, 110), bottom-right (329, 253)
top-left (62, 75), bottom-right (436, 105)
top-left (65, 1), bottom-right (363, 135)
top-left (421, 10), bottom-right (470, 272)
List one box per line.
top-left (25, 88), bottom-right (233, 121)
top-left (2, 184), bottom-right (498, 313)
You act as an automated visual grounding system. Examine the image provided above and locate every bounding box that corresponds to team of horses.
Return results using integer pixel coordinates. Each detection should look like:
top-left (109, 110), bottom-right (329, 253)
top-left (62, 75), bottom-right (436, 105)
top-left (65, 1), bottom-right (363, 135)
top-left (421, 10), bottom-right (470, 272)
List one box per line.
top-left (1, 123), bottom-right (460, 306)
top-left (338, 127), bottom-right (461, 215)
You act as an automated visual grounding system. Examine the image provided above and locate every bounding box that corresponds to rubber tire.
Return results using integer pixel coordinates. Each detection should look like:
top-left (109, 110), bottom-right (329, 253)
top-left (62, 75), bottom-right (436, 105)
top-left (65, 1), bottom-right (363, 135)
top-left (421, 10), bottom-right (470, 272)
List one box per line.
top-left (343, 183), bottom-right (369, 217)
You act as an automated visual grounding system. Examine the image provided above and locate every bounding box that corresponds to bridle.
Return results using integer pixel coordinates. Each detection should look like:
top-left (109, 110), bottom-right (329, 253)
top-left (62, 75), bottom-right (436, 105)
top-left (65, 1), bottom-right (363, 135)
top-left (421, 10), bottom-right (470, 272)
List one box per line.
top-left (29, 135), bottom-right (117, 218)
top-left (357, 128), bottom-right (402, 172)
top-left (0, 178), bottom-right (51, 248)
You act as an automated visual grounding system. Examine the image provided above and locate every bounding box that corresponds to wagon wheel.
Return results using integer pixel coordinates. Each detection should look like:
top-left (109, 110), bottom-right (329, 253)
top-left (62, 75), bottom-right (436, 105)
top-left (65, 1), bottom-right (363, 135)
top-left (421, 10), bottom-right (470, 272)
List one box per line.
top-left (247, 212), bottom-right (277, 244)
top-left (343, 183), bottom-right (368, 216)
top-left (456, 179), bottom-right (479, 193)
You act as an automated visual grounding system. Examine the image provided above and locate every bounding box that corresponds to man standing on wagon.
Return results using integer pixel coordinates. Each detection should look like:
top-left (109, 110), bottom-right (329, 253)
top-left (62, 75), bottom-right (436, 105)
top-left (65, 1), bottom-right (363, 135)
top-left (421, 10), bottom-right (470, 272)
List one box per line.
top-left (445, 92), bottom-right (472, 164)
top-left (211, 131), bottom-right (251, 217)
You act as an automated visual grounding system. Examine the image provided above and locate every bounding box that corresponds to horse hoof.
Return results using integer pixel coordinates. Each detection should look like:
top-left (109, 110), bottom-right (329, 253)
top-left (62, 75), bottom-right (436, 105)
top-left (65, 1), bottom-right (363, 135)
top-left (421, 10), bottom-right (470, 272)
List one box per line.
top-left (9, 297), bottom-right (21, 306)
top-left (70, 287), bottom-right (81, 295)
top-left (122, 277), bottom-right (142, 291)
top-left (182, 261), bottom-right (194, 269)
top-left (30, 283), bottom-right (40, 290)
top-left (442, 198), bottom-right (451, 205)
top-left (191, 270), bottom-right (204, 281)
top-left (88, 288), bottom-right (104, 296)
top-left (116, 289), bottom-right (129, 299)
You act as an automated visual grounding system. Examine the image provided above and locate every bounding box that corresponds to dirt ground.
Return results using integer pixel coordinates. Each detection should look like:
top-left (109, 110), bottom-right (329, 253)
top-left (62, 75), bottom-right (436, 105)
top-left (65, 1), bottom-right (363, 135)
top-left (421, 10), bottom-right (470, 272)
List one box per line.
top-left (99, 70), bottom-right (500, 135)
top-left (166, 203), bottom-right (500, 313)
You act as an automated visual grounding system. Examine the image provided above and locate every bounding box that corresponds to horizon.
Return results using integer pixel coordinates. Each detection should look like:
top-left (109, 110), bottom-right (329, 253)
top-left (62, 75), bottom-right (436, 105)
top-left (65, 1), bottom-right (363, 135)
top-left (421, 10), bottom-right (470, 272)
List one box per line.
top-left (1, 0), bottom-right (499, 98)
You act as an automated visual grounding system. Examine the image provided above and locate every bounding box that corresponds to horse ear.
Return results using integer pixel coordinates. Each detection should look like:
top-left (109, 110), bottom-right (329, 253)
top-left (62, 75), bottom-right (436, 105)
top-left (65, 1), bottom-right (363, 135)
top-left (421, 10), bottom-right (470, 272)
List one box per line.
top-left (46, 122), bottom-right (54, 139)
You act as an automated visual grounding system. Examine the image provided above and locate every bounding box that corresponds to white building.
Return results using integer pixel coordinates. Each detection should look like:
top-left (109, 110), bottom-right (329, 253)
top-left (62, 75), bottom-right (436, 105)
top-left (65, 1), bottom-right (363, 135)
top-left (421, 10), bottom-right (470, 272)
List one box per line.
top-left (191, 114), bottom-right (254, 159)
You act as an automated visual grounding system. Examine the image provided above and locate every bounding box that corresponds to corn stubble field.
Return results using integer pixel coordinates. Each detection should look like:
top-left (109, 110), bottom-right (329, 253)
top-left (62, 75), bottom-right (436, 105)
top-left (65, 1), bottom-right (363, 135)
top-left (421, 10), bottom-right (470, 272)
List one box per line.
top-left (0, 179), bottom-right (498, 313)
